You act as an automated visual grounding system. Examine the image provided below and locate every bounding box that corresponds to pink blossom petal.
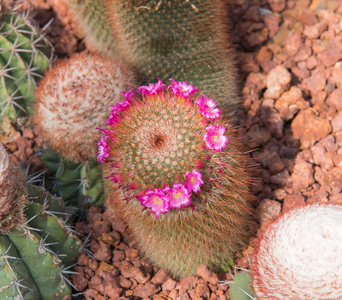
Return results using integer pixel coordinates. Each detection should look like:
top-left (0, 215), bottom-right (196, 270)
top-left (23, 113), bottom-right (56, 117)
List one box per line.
top-left (140, 188), bottom-right (170, 218)
top-left (121, 88), bottom-right (135, 103)
top-left (168, 78), bottom-right (198, 98)
top-left (137, 78), bottom-right (166, 96)
top-left (166, 182), bottom-right (192, 209)
top-left (196, 95), bottom-right (221, 120)
top-left (203, 124), bottom-right (229, 152)
top-left (185, 169), bottom-right (203, 193)
top-left (97, 134), bottom-right (110, 164)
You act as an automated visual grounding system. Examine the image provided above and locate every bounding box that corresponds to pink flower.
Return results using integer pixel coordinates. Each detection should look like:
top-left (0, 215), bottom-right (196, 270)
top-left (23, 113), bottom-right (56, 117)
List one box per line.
top-left (97, 134), bottom-right (110, 164)
top-left (168, 78), bottom-right (198, 98)
top-left (121, 88), bottom-right (135, 103)
top-left (137, 78), bottom-right (166, 96)
top-left (195, 95), bottom-right (221, 120)
top-left (203, 124), bottom-right (229, 152)
top-left (140, 188), bottom-right (170, 218)
top-left (164, 183), bottom-right (192, 209)
top-left (185, 169), bottom-right (203, 193)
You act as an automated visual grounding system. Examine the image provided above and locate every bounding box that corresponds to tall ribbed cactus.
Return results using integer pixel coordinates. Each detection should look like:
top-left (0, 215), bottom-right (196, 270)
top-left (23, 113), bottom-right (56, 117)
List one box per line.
top-left (64, 0), bottom-right (117, 56)
top-left (105, 0), bottom-right (240, 114)
top-left (0, 7), bottom-right (54, 120)
top-left (0, 144), bottom-right (82, 299)
top-left (101, 79), bottom-right (256, 279)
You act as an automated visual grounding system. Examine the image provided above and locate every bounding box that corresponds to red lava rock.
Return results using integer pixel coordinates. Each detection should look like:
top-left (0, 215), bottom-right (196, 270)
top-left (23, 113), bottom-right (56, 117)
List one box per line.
top-left (318, 36), bottom-right (342, 67)
top-left (117, 275), bottom-right (133, 288)
top-left (256, 46), bottom-right (277, 73)
top-left (91, 220), bottom-right (111, 238)
top-left (134, 283), bottom-right (161, 298)
top-left (314, 166), bottom-right (342, 191)
top-left (268, 0), bottom-right (286, 12)
top-left (264, 65), bottom-right (291, 99)
top-left (189, 278), bottom-right (210, 299)
top-left (293, 46), bottom-right (312, 62)
top-left (244, 31), bottom-right (267, 48)
top-left (22, 128), bottom-right (35, 139)
top-left (96, 261), bottom-right (117, 277)
top-left (303, 21), bottom-right (328, 38)
top-left (301, 65), bottom-right (326, 95)
top-left (311, 144), bottom-right (334, 170)
top-left (283, 30), bottom-right (301, 56)
top-left (87, 206), bottom-right (103, 223)
top-left (70, 271), bottom-right (88, 291)
top-left (331, 112), bottom-right (342, 132)
top-left (267, 152), bottom-right (285, 174)
top-left (306, 55), bottom-right (318, 69)
top-left (260, 99), bottom-right (284, 138)
top-left (291, 160), bottom-right (315, 189)
top-left (263, 13), bottom-right (281, 38)
top-left (179, 276), bottom-right (199, 294)
top-left (331, 62), bottom-right (342, 87)
top-left (283, 192), bottom-right (305, 212)
top-left (326, 87), bottom-right (342, 111)
top-left (113, 249), bottom-right (125, 262)
top-left (119, 260), bottom-right (138, 278)
top-left (197, 264), bottom-right (219, 285)
top-left (291, 108), bottom-right (332, 148)
top-left (256, 199), bottom-right (282, 224)
top-left (125, 248), bottom-right (139, 259)
top-left (245, 126), bottom-right (272, 148)
top-left (103, 273), bottom-right (123, 298)
top-left (151, 269), bottom-right (169, 285)
top-left (269, 169), bottom-right (292, 186)
top-left (275, 86), bottom-right (309, 121)
top-left (93, 241), bottom-right (112, 262)
top-left (134, 264), bottom-right (152, 284)
top-left (162, 278), bottom-right (177, 291)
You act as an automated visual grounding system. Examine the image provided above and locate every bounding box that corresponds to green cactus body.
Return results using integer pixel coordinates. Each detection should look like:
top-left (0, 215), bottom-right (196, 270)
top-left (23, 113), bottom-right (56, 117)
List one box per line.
top-left (42, 149), bottom-right (105, 208)
top-left (0, 9), bottom-right (53, 120)
top-left (0, 184), bottom-right (82, 299)
top-left (105, 0), bottom-right (240, 114)
top-left (64, 0), bottom-right (118, 56)
top-left (103, 81), bottom-right (256, 279)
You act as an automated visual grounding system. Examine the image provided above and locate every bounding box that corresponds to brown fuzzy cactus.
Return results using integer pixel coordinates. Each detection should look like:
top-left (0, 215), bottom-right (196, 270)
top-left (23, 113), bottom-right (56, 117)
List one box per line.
top-left (34, 52), bottom-right (136, 162)
top-left (101, 79), bottom-right (256, 279)
top-left (0, 144), bottom-right (27, 232)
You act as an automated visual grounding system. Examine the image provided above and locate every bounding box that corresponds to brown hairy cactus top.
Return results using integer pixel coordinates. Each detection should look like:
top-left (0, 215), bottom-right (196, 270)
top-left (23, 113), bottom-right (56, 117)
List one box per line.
top-left (0, 144), bottom-right (27, 232)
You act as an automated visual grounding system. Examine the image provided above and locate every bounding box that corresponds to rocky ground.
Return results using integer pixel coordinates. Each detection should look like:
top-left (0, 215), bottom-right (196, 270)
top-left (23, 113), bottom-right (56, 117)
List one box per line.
top-left (2, 0), bottom-right (342, 299)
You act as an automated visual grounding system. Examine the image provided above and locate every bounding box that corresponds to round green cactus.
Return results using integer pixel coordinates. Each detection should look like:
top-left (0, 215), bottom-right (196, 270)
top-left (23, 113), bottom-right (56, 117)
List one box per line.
top-left (42, 149), bottom-right (105, 208)
top-left (0, 8), bottom-right (54, 120)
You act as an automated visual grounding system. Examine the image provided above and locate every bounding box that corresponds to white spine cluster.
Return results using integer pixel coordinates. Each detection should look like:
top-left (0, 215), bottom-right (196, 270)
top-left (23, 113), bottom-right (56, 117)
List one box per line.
top-left (252, 203), bottom-right (342, 300)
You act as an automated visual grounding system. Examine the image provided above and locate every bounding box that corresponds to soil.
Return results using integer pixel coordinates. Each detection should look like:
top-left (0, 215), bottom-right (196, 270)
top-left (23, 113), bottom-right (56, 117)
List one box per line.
top-left (2, 0), bottom-right (342, 299)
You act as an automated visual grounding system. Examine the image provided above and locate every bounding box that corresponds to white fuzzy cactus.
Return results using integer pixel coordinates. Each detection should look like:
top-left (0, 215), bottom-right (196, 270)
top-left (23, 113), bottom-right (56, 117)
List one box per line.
top-left (34, 52), bottom-right (136, 162)
top-left (251, 203), bottom-right (342, 300)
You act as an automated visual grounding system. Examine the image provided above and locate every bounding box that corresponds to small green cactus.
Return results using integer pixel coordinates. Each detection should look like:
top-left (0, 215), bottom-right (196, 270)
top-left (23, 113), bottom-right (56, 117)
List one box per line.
top-left (101, 80), bottom-right (256, 279)
top-left (42, 149), bottom-right (105, 208)
top-left (0, 8), bottom-right (54, 120)
top-left (105, 0), bottom-right (241, 114)
top-left (0, 144), bottom-right (82, 299)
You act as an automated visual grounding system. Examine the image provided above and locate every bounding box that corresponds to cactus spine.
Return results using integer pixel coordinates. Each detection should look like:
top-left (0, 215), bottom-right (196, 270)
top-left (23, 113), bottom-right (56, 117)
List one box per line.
top-left (102, 80), bottom-right (256, 279)
top-left (0, 144), bottom-right (82, 299)
top-left (0, 8), bottom-right (54, 120)
top-left (105, 0), bottom-right (241, 114)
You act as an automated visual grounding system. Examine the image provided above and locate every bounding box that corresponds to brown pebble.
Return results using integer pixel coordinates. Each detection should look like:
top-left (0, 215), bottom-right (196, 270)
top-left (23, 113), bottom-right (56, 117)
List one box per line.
top-left (197, 264), bottom-right (219, 285)
top-left (134, 283), bottom-right (161, 298)
top-left (151, 269), bottom-right (169, 285)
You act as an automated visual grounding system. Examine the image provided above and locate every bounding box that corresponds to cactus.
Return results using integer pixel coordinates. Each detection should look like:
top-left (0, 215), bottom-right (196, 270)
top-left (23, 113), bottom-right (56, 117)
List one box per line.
top-left (64, 0), bottom-right (118, 56)
top-left (104, 0), bottom-right (241, 114)
top-left (102, 79), bottom-right (256, 279)
top-left (42, 149), bottom-right (105, 208)
top-left (34, 51), bottom-right (136, 163)
top-left (0, 8), bottom-right (54, 120)
top-left (251, 203), bottom-right (342, 300)
top-left (229, 273), bottom-right (254, 300)
top-left (0, 144), bottom-right (82, 299)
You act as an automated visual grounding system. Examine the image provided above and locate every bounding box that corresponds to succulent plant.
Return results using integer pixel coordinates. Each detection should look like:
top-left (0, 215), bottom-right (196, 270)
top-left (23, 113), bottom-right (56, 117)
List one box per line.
top-left (251, 203), bottom-right (342, 300)
top-left (64, 0), bottom-right (117, 56)
top-left (0, 144), bottom-right (82, 299)
top-left (101, 79), bottom-right (256, 279)
top-left (42, 149), bottom-right (105, 208)
top-left (34, 51), bottom-right (136, 163)
top-left (104, 0), bottom-right (241, 114)
top-left (0, 7), bottom-right (54, 120)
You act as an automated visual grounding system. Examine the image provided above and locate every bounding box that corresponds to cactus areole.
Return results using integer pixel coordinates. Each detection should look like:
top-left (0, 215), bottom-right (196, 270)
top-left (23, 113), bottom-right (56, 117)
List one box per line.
top-left (98, 79), bottom-right (232, 218)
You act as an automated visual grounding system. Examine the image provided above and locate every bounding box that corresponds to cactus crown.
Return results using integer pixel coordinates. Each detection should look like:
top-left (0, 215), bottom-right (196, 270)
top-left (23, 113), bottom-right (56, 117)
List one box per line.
top-left (98, 79), bottom-right (231, 217)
